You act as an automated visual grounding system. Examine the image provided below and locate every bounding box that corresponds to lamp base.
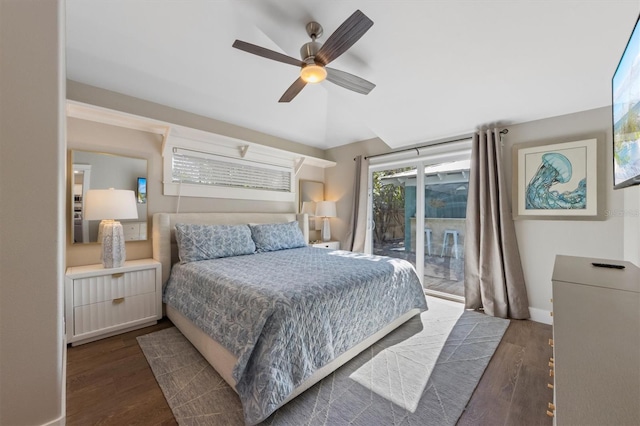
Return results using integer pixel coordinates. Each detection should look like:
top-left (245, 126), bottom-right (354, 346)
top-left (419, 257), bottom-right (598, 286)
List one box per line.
top-left (321, 217), bottom-right (331, 242)
top-left (100, 220), bottom-right (126, 268)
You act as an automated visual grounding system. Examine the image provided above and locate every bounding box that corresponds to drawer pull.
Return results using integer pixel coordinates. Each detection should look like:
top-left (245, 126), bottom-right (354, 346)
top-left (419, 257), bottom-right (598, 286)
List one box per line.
top-left (550, 357), bottom-right (554, 363)
top-left (546, 410), bottom-right (555, 417)
top-left (549, 369), bottom-right (554, 377)
top-left (550, 311), bottom-right (553, 317)
top-left (112, 297), bottom-right (125, 304)
top-left (549, 361), bottom-right (554, 367)
top-left (548, 402), bottom-right (556, 410)
top-left (112, 273), bottom-right (124, 279)
top-left (547, 383), bottom-right (554, 389)
top-left (548, 338), bottom-right (554, 347)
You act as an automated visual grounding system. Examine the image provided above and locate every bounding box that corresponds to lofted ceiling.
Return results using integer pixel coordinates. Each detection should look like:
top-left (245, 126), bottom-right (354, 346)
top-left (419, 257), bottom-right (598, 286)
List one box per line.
top-left (66, 1), bottom-right (639, 150)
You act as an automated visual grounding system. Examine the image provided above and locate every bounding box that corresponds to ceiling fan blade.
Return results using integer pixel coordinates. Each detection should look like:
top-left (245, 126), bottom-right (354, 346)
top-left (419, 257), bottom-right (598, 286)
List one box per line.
top-left (279, 77), bottom-right (307, 102)
top-left (315, 10), bottom-right (373, 66)
top-left (326, 67), bottom-right (375, 95)
top-left (232, 40), bottom-right (304, 67)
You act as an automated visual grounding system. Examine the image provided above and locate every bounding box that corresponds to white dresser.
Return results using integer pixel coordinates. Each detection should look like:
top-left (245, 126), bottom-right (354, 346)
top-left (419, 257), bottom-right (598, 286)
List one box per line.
top-left (551, 255), bottom-right (640, 425)
top-left (65, 259), bottom-right (162, 346)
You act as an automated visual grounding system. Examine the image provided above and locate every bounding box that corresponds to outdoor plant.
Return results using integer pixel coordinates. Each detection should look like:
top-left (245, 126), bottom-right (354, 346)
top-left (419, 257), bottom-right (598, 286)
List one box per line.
top-left (372, 168), bottom-right (408, 243)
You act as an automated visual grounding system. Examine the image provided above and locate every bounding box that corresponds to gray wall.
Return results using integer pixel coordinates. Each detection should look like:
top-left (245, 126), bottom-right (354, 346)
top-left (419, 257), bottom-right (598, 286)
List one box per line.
top-left (67, 80), bottom-right (325, 159)
top-left (503, 106), bottom-right (625, 322)
top-left (325, 137), bottom-right (391, 248)
top-left (0, 1), bottom-right (66, 424)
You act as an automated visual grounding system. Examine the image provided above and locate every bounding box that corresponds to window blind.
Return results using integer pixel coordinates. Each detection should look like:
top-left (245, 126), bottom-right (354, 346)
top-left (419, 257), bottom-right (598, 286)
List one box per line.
top-left (171, 151), bottom-right (292, 193)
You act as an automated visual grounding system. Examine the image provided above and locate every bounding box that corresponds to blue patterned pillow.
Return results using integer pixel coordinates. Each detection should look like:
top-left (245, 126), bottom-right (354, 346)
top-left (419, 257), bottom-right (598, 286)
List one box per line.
top-left (175, 223), bottom-right (256, 263)
top-left (249, 221), bottom-right (306, 253)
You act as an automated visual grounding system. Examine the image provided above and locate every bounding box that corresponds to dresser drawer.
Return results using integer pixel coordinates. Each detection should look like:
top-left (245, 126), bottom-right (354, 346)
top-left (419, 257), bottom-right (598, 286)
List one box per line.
top-left (72, 268), bottom-right (157, 307)
top-left (65, 259), bottom-right (162, 345)
top-left (73, 291), bottom-right (157, 336)
top-left (311, 241), bottom-right (340, 249)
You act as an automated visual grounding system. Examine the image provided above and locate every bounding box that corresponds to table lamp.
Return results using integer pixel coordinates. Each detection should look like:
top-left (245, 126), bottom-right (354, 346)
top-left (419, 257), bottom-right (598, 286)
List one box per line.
top-left (315, 201), bottom-right (337, 242)
top-left (84, 188), bottom-right (138, 268)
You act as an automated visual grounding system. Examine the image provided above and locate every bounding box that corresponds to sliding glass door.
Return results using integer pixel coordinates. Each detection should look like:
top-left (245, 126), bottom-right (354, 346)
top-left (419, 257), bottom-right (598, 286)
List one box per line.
top-left (371, 166), bottom-right (418, 268)
top-left (368, 143), bottom-right (471, 301)
top-left (421, 161), bottom-right (468, 299)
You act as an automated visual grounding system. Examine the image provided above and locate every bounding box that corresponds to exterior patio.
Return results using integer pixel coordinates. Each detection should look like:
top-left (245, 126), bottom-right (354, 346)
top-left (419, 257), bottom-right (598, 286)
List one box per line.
top-left (373, 237), bottom-right (464, 298)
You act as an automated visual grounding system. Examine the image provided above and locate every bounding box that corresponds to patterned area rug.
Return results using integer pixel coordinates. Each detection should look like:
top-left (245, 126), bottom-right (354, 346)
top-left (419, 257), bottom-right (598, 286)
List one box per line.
top-left (137, 299), bottom-right (509, 425)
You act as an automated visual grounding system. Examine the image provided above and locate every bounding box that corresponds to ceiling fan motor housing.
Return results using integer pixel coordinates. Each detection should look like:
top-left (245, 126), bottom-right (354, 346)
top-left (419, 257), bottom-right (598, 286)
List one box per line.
top-left (305, 21), bottom-right (323, 40)
top-left (300, 41), bottom-right (323, 64)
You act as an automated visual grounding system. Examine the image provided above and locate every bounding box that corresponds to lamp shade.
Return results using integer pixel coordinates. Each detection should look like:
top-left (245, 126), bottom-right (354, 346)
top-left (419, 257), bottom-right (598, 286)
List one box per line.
top-left (315, 201), bottom-right (336, 218)
top-left (84, 188), bottom-right (138, 220)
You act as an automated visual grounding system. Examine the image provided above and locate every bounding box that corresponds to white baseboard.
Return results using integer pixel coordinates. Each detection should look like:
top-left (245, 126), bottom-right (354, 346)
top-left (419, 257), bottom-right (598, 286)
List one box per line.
top-left (41, 412), bottom-right (65, 426)
top-left (528, 306), bottom-right (553, 325)
top-left (41, 335), bottom-right (66, 426)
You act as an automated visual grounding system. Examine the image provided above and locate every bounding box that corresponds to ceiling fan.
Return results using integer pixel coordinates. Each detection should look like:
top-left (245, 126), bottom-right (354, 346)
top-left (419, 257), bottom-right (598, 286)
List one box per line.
top-left (232, 10), bottom-right (375, 103)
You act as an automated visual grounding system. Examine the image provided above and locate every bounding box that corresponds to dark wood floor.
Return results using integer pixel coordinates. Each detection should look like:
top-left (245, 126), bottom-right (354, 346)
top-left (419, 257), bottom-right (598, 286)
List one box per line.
top-left (457, 318), bottom-right (554, 426)
top-left (66, 320), bottom-right (177, 426)
top-left (66, 316), bottom-right (553, 426)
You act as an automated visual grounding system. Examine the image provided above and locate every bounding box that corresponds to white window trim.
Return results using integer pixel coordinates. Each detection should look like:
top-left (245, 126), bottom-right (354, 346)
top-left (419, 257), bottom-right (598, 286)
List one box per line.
top-left (161, 119), bottom-right (335, 202)
top-left (165, 146), bottom-right (296, 202)
top-left (163, 131), bottom-right (300, 202)
top-left (368, 139), bottom-right (472, 170)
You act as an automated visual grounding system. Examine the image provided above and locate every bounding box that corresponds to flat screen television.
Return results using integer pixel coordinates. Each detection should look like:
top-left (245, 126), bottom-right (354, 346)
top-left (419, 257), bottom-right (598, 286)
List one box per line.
top-left (613, 13), bottom-right (640, 189)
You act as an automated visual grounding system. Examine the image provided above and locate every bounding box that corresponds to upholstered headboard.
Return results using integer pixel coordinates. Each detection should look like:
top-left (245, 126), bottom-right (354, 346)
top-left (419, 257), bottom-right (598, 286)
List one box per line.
top-left (152, 212), bottom-right (309, 287)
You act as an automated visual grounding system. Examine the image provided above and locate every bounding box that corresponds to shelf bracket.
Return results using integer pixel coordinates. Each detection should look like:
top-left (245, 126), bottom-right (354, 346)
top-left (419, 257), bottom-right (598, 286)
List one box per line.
top-left (294, 157), bottom-right (306, 176)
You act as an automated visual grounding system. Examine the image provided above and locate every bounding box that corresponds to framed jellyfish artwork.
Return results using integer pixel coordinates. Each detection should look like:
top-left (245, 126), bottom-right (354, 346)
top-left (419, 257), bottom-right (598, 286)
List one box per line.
top-left (512, 138), bottom-right (599, 219)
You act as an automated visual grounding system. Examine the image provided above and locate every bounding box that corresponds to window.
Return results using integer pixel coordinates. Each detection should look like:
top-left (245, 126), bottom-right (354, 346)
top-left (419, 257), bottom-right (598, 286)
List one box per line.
top-left (172, 150), bottom-right (292, 192)
top-left (165, 147), bottom-right (295, 202)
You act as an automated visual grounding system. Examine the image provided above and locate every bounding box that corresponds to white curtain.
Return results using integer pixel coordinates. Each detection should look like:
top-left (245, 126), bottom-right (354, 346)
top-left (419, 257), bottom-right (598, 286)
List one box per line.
top-left (464, 129), bottom-right (530, 319)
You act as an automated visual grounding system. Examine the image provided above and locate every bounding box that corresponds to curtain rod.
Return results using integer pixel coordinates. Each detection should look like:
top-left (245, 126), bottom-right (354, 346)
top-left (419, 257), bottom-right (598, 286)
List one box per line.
top-left (359, 129), bottom-right (508, 161)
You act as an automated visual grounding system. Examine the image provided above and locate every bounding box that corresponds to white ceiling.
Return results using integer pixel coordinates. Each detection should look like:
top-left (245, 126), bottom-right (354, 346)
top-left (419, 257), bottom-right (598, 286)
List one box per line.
top-left (66, 1), bottom-right (639, 150)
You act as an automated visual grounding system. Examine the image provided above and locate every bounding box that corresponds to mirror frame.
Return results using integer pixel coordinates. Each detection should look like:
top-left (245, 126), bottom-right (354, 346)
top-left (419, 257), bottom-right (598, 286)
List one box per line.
top-left (70, 150), bottom-right (149, 244)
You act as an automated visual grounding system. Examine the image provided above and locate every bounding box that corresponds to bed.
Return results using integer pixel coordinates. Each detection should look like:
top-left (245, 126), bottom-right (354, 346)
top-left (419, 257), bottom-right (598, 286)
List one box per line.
top-left (153, 212), bottom-right (427, 425)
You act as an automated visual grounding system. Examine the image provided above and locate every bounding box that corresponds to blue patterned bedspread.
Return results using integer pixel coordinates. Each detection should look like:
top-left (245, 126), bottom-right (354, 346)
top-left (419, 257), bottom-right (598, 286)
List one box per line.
top-left (163, 246), bottom-right (427, 425)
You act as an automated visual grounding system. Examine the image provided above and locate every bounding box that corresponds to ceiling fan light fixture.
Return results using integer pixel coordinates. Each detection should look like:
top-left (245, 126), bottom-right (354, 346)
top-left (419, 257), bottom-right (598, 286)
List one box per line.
top-left (232, 10), bottom-right (374, 101)
top-left (300, 64), bottom-right (327, 83)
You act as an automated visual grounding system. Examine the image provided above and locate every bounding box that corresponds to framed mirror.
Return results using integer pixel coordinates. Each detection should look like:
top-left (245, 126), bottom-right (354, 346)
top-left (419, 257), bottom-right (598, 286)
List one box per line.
top-left (72, 150), bottom-right (148, 244)
top-left (299, 180), bottom-right (324, 239)
top-left (299, 180), bottom-right (324, 213)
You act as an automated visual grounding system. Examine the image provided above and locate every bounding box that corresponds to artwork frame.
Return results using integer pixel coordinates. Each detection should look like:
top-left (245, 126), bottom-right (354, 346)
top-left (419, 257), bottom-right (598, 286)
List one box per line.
top-left (512, 138), bottom-right (598, 220)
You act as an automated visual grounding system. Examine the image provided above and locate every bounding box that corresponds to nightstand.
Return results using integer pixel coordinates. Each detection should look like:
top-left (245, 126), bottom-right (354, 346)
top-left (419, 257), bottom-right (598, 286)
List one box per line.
top-left (65, 259), bottom-right (162, 346)
top-left (311, 241), bottom-right (340, 250)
